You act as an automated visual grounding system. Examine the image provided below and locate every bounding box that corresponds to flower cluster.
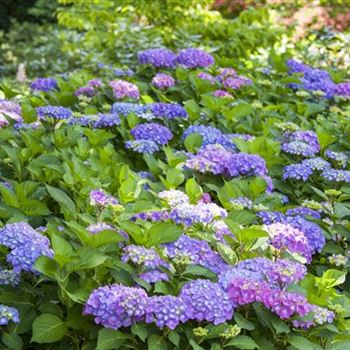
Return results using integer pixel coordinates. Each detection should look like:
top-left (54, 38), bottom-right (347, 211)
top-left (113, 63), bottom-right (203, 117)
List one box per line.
top-left (0, 304), bottom-right (20, 325)
top-left (89, 189), bottom-right (118, 207)
top-left (130, 123), bottom-right (173, 145)
top-left (109, 80), bottom-right (140, 99)
top-left (93, 113), bottom-right (121, 128)
top-left (36, 106), bottom-right (72, 120)
top-left (87, 222), bottom-right (115, 234)
top-left (150, 102), bottom-right (187, 119)
top-left (125, 139), bottom-right (160, 154)
top-left (152, 73), bottom-right (175, 89)
top-left (138, 48), bottom-right (176, 68)
top-left (75, 79), bottom-right (102, 97)
top-left (281, 130), bottom-right (320, 157)
top-left (0, 267), bottom-right (20, 286)
top-left (30, 77), bottom-right (58, 92)
top-left (175, 48), bottom-right (215, 68)
top-left (0, 99), bottom-right (23, 123)
top-left (0, 222), bottom-right (53, 273)
top-left (325, 150), bottom-right (348, 168)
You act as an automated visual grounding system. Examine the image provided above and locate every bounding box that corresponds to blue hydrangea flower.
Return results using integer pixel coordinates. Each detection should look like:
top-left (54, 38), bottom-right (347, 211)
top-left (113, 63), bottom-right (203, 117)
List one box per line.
top-left (0, 304), bottom-right (20, 325)
top-left (283, 163), bottom-right (313, 181)
top-left (131, 123), bottom-right (173, 145)
top-left (30, 78), bottom-right (58, 92)
top-left (321, 169), bottom-right (350, 182)
top-left (111, 102), bottom-right (150, 117)
top-left (150, 103), bottom-right (187, 119)
top-left (93, 113), bottom-right (121, 128)
top-left (125, 140), bottom-right (160, 154)
top-left (36, 106), bottom-right (72, 120)
top-left (0, 267), bottom-right (20, 286)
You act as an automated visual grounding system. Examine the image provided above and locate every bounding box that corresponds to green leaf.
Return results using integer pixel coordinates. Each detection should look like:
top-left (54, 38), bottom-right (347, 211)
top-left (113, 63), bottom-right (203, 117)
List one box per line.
top-left (184, 264), bottom-right (216, 279)
top-left (287, 336), bottom-right (323, 350)
top-left (147, 222), bottom-right (182, 246)
top-left (52, 234), bottom-right (74, 259)
top-left (185, 133), bottom-right (202, 152)
top-left (46, 185), bottom-right (76, 218)
top-left (97, 329), bottom-right (128, 350)
top-left (189, 339), bottom-right (205, 350)
top-left (131, 324), bottom-right (148, 342)
top-left (168, 331), bottom-right (180, 347)
top-left (2, 333), bottom-right (23, 350)
top-left (147, 334), bottom-right (167, 350)
top-left (234, 313), bottom-right (255, 330)
top-left (185, 178), bottom-right (203, 203)
top-left (165, 168), bottom-right (185, 188)
top-left (31, 314), bottom-right (67, 344)
top-left (227, 103), bottom-right (253, 119)
top-left (225, 335), bottom-right (259, 349)
top-left (271, 317), bottom-right (290, 334)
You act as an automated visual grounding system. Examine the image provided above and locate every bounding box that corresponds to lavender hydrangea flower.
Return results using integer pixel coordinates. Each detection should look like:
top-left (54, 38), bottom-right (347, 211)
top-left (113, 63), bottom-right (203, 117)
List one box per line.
top-left (325, 150), bottom-right (348, 168)
top-left (138, 48), bottom-right (176, 68)
top-left (176, 48), bottom-right (214, 68)
top-left (335, 82), bottom-right (350, 96)
top-left (197, 72), bottom-right (216, 84)
top-left (287, 59), bottom-right (310, 74)
top-left (286, 207), bottom-right (321, 219)
top-left (152, 73), bottom-right (175, 89)
top-left (263, 222), bottom-right (312, 260)
top-left (281, 130), bottom-right (320, 157)
top-left (0, 114), bottom-right (9, 128)
top-left (75, 86), bottom-right (96, 97)
top-left (139, 270), bottom-right (169, 283)
top-left (125, 139), bottom-right (160, 154)
top-left (213, 90), bottom-right (233, 98)
top-left (89, 189), bottom-right (118, 207)
top-left (230, 197), bottom-right (253, 210)
top-left (0, 304), bottom-right (20, 325)
top-left (180, 279), bottom-right (234, 324)
top-left (217, 67), bottom-right (237, 80)
top-left (87, 79), bottom-right (103, 88)
top-left (87, 222), bottom-right (115, 234)
top-left (30, 77), bottom-right (58, 92)
top-left (109, 80), bottom-right (140, 99)
top-left (131, 123), bottom-right (173, 145)
top-left (158, 189), bottom-right (189, 207)
top-left (0, 100), bottom-right (23, 122)
top-left (302, 157), bottom-right (330, 171)
top-left (223, 76), bottom-right (252, 90)
top-left (150, 103), bottom-right (187, 119)
top-left (83, 284), bottom-right (148, 329)
top-left (114, 68), bottom-right (135, 77)
top-left (293, 305), bottom-right (335, 329)
top-left (122, 245), bottom-right (169, 269)
top-left (321, 169), bottom-right (350, 182)
top-left (163, 235), bottom-right (227, 274)
top-left (0, 267), bottom-right (20, 286)
top-left (36, 106), bottom-right (72, 120)
top-left (0, 222), bottom-right (53, 273)
top-left (146, 295), bottom-right (188, 329)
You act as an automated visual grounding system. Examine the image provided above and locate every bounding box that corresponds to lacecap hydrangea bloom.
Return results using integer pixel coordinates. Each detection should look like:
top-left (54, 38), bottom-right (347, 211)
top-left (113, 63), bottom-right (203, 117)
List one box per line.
top-left (109, 80), bottom-right (140, 99)
top-left (175, 48), bottom-right (214, 68)
top-left (30, 77), bottom-right (58, 92)
top-left (0, 222), bottom-right (53, 273)
top-left (325, 150), bottom-right (348, 168)
top-left (138, 48), bottom-right (176, 68)
top-left (281, 130), bottom-right (320, 157)
top-left (152, 73), bottom-right (175, 89)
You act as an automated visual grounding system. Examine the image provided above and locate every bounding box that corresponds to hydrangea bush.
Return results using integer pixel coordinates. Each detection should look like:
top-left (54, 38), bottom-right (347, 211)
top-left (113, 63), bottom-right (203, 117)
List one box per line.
top-left (1, 14), bottom-right (350, 350)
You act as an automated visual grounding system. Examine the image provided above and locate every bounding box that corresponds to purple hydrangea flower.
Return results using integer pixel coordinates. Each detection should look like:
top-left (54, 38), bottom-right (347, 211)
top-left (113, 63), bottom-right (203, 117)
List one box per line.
top-left (75, 86), bottom-right (96, 97)
top-left (281, 130), bottom-right (320, 157)
top-left (36, 106), bottom-right (72, 120)
top-left (286, 207), bottom-right (321, 219)
top-left (150, 103), bottom-right (187, 119)
top-left (152, 73), bottom-right (175, 89)
top-left (0, 222), bottom-right (53, 273)
top-left (83, 284), bottom-right (148, 329)
top-left (87, 79), bottom-right (103, 88)
top-left (223, 76), bottom-right (252, 90)
top-left (146, 295), bottom-right (188, 329)
top-left (180, 279), bottom-right (234, 324)
top-left (139, 270), bottom-right (169, 283)
top-left (131, 123), bottom-right (173, 145)
top-left (125, 139), bottom-right (160, 154)
top-left (138, 48), bottom-right (176, 68)
top-left (0, 100), bottom-right (23, 122)
top-left (121, 245), bottom-right (169, 269)
top-left (163, 235), bottom-right (227, 274)
top-left (176, 48), bottom-right (214, 68)
top-left (89, 189), bottom-right (118, 207)
top-left (335, 82), bottom-right (350, 96)
top-left (212, 90), bottom-right (233, 98)
top-left (30, 78), bottom-right (58, 92)
top-left (287, 59), bottom-right (310, 74)
top-left (0, 304), bottom-right (20, 325)
top-left (87, 222), bottom-right (115, 234)
top-left (109, 80), bottom-right (140, 99)
top-left (197, 72), bottom-right (216, 84)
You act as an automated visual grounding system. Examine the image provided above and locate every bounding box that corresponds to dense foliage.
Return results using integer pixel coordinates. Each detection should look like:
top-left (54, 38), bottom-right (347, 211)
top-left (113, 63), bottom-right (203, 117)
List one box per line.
top-left (1, 1), bottom-right (350, 350)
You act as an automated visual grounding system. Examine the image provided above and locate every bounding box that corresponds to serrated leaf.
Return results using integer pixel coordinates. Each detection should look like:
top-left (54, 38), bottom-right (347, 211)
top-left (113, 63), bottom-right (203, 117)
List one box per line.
top-left (31, 314), bottom-right (67, 344)
top-left (97, 329), bottom-right (128, 350)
